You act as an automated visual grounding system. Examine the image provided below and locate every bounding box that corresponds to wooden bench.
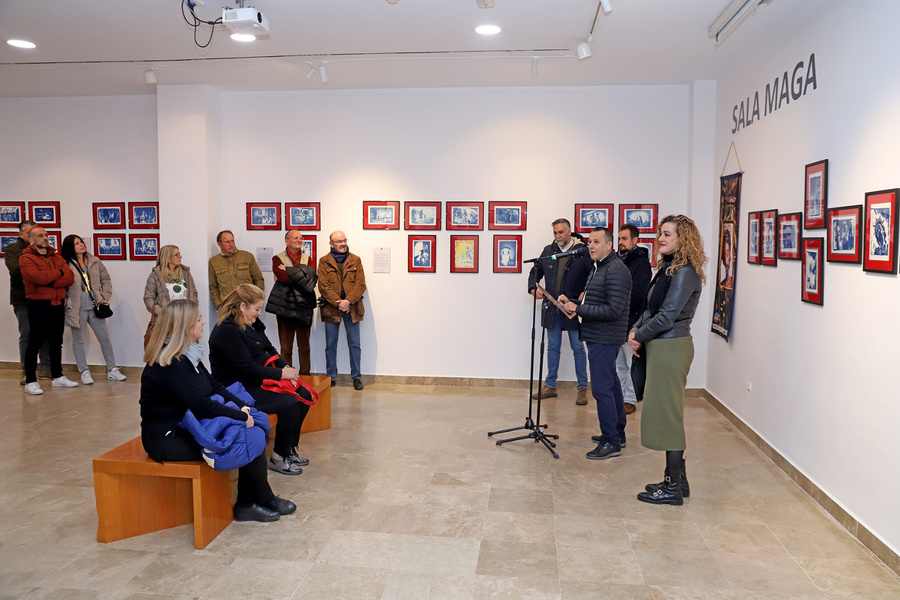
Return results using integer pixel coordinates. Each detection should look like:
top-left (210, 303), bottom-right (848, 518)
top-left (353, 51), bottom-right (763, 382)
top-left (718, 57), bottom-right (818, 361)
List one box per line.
top-left (93, 437), bottom-right (237, 550)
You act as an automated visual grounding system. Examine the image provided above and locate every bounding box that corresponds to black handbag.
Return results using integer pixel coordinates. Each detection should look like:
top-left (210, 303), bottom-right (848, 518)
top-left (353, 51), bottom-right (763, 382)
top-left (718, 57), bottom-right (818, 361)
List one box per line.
top-left (92, 299), bottom-right (113, 319)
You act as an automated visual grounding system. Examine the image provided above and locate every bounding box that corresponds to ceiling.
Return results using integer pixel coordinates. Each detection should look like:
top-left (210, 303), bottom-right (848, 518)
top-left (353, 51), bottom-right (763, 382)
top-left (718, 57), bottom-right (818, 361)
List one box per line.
top-left (0, 0), bottom-right (813, 98)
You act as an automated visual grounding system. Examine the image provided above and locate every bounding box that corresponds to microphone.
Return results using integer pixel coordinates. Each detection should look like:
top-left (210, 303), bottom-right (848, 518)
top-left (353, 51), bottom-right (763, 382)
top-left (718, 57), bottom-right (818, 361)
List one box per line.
top-left (550, 245), bottom-right (587, 260)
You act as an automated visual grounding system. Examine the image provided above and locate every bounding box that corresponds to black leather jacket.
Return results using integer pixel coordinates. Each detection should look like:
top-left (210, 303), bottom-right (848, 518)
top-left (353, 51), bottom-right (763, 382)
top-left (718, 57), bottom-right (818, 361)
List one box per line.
top-left (634, 262), bottom-right (702, 342)
top-left (576, 252), bottom-right (632, 345)
top-left (527, 239), bottom-right (593, 331)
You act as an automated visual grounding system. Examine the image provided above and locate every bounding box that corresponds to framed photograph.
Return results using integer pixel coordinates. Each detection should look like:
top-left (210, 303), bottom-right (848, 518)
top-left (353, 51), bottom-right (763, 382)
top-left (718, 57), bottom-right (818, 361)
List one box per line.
top-left (363, 201), bottom-right (400, 230)
top-left (826, 205), bottom-right (862, 264)
top-left (129, 233), bottom-right (160, 261)
top-left (574, 203), bottom-right (614, 233)
top-left (804, 159), bottom-right (828, 229)
top-left (246, 202), bottom-right (282, 231)
top-left (0, 232), bottom-right (19, 257)
top-left (863, 188), bottom-right (899, 274)
top-left (619, 204), bottom-right (658, 234)
top-left (801, 237), bottom-right (824, 305)
top-left (408, 235), bottom-right (436, 273)
top-left (285, 202), bottom-right (320, 231)
top-left (450, 235), bottom-right (479, 273)
top-left (94, 233), bottom-right (126, 260)
top-left (404, 202), bottom-right (441, 231)
top-left (46, 231), bottom-right (61, 250)
top-left (493, 235), bottom-right (522, 273)
top-left (488, 202), bottom-right (527, 231)
top-left (715, 223), bottom-right (736, 288)
top-left (747, 211), bottom-right (761, 264)
top-left (29, 201), bottom-right (61, 228)
top-left (92, 202), bottom-right (125, 229)
top-left (0, 202), bottom-right (26, 227)
top-left (760, 209), bottom-right (778, 267)
top-left (446, 202), bottom-right (484, 231)
top-left (636, 236), bottom-right (658, 268)
top-left (129, 202), bottom-right (160, 229)
top-left (301, 236), bottom-right (317, 267)
top-left (777, 212), bottom-right (802, 260)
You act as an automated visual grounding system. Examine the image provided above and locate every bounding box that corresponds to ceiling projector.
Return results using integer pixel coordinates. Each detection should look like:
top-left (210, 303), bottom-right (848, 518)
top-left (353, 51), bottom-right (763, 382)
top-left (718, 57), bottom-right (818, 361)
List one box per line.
top-left (222, 7), bottom-right (270, 36)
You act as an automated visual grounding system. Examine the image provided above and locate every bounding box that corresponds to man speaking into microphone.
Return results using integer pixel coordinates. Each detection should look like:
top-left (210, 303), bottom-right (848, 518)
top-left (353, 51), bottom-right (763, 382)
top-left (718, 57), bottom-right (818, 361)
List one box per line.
top-left (527, 218), bottom-right (593, 405)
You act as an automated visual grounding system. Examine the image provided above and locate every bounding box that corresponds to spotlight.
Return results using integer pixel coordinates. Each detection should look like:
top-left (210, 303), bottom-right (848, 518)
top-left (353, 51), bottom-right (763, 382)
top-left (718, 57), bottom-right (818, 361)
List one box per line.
top-left (387, 0), bottom-right (399, 3)
top-left (305, 64), bottom-right (317, 80)
top-left (318, 63), bottom-right (328, 83)
top-left (600, 0), bottom-right (612, 15)
top-left (576, 36), bottom-right (592, 60)
top-left (143, 67), bottom-right (158, 85)
top-left (531, 57), bottom-right (539, 77)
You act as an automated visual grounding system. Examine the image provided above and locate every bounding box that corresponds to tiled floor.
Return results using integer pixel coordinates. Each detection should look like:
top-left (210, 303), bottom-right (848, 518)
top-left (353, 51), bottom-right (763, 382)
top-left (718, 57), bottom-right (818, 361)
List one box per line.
top-left (2, 373), bottom-right (898, 599)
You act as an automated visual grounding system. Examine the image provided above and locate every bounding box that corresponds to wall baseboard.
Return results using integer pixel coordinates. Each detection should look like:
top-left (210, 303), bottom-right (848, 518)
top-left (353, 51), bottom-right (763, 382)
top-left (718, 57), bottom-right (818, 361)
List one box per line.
top-left (698, 389), bottom-right (899, 578)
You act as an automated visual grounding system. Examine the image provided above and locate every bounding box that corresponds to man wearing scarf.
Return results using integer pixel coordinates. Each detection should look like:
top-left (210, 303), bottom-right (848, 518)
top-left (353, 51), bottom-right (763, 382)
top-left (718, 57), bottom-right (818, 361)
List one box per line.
top-left (269, 229), bottom-right (317, 374)
top-left (317, 231), bottom-right (367, 390)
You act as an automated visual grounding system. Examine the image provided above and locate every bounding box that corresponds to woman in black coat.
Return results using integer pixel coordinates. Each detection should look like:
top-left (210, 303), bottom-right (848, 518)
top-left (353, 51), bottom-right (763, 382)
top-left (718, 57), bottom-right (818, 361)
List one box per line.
top-left (209, 284), bottom-right (311, 476)
top-left (140, 299), bottom-right (295, 522)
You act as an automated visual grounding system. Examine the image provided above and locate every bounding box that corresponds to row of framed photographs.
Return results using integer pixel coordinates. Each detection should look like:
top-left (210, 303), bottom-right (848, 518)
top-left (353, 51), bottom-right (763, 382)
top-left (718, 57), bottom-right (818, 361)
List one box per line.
top-left (748, 188), bottom-right (899, 273)
top-left (0, 201), bottom-right (62, 229)
top-left (0, 232), bottom-right (160, 261)
top-left (573, 203), bottom-right (659, 235)
top-left (91, 202), bottom-right (159, 230)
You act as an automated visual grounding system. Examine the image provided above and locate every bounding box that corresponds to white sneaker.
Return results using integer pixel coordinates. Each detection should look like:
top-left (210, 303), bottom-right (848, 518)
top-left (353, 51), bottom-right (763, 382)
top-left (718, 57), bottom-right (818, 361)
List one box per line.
top-left (107, 367), bottom-right (127, 381)
top-left (24, 382), bottom-right (44, 395)
top-left (51, 376), bottom-right (79, 388)
top-left (81, 370), bottom-right (94, 385)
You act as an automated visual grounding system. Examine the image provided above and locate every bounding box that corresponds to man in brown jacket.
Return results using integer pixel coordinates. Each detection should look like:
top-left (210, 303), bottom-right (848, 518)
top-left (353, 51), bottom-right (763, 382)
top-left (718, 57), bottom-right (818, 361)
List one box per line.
top-left (317, 231), bottom-right (366, 390)
top-left (20, 226), bottom-right (79, 395)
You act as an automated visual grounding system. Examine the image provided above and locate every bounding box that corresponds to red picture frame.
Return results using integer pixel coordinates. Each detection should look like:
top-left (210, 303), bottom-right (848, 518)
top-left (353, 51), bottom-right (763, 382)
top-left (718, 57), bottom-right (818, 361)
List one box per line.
top-left (0, 231), bottom-right (18, 257)
top-left (450, 235), bottom-right (478, 273)
top-left (45, 231), bottom-right (61, 250)
top-left (804, 159), bottom-right (828, 229)
top-left (777, 212), bottom-right (801, 261)
top-left (493, 235), bottom-right (522, 273)
top-left (0, 202), bottom-right (27, 228)
top-left (488, 202), bottom-right (527, 231)
top-left (404, 202), bottom-right (441, 231)
top-left (637, 236), bottom-right (658, 268)
top-left (93, 202), bottom-right (126, 230)
top-left (285, 202), bottom-right (320, 231)
top-left (801, 237), bottom-right (824, 305)
top-left (862, 188), bottom-right (899, 274)
top-left (94, 233), bottom-right (126, 260)
top-left (747, 211), bottom-right (761, 264)
top-left (246, 202), bottom-right (282, 231)
top-left (29, 201), bottom-right (61, 229)
top-left (408, 235), bottom-right (436, 273)
top-left (301, 235), bottom-right (317, 267)
top-left (760, 209), bottom-right (778, 267)
top-left (129, 233), bottom-right (160, 261)
top-left (363, 201), bottom-right (400, 230)
top-left (129, 202), bottom-right (160, 229)
top-left (446, 202), bottom-right (484, 231)
top-left (826, 205), bottom-right (862, 264)
top-left (574, 203), bottom-right (614, 233)
top-left (619, 204), bottom-right (658, 234)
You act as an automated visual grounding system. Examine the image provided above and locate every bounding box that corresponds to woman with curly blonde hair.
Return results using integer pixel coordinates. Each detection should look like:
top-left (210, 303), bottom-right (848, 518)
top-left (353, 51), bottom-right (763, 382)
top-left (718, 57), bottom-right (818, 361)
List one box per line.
top-left (627, 214), bottom-right (707, 506)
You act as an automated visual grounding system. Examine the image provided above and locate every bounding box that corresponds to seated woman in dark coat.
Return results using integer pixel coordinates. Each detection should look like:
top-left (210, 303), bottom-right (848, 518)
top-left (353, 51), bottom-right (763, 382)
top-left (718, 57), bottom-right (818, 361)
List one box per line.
top-left (209, 284), bottom-right (311, 476)
top-left (140, 298), bottom-right (295, 522)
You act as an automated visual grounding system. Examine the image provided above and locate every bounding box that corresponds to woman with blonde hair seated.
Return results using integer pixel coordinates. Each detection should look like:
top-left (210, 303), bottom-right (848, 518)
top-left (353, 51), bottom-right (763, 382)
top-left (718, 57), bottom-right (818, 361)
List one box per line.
top-left (140, 299), bottom-right (295, 522)
top-left (143, 245), bottom-right (198, 316)
top-left (209, 284), bottom-right (311, 476)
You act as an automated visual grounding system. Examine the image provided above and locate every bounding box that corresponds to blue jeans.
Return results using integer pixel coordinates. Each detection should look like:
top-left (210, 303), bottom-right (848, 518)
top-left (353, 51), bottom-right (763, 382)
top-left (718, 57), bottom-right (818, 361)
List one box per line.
top-left (616, 344), bottom-right (637, 406)
top-left (325, 312), bottom-right (361, 380)
top-left (587, 342), bottom-right (626, 447)
top-left (545, 319), bottom-right (588, 389)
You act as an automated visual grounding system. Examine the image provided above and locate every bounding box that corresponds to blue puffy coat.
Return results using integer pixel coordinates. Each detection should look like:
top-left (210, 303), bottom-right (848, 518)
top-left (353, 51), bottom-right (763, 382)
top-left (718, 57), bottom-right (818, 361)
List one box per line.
top-left (179, 382), bottom-right (271, 471)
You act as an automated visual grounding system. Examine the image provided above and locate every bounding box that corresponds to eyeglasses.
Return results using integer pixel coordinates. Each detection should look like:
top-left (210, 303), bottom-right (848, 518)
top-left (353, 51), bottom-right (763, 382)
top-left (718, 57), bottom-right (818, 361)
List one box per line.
top-left (174, 253), bottom-right (182, 258)
top-left (331, 239), bottom-right (347, 245)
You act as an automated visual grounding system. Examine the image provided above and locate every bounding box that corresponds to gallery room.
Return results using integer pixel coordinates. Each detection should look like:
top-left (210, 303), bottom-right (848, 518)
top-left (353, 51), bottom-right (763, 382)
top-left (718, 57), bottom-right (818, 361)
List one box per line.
top-left (1, 0), bottom-right (898, 597)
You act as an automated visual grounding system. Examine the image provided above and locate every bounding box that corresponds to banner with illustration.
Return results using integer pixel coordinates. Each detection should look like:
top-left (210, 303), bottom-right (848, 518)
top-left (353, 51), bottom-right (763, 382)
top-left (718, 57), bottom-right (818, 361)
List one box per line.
top-left (711, 173), bottom-right (741, 340)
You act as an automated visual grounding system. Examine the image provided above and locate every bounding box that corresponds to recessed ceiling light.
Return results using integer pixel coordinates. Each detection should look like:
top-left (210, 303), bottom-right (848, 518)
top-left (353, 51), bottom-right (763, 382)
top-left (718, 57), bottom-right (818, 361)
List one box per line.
top-left (230, 33), bottom-right (256, 42)
top-left (475, 25), bottom-right (501, 35)
top-left (7, 39), bottom-right (36, 49)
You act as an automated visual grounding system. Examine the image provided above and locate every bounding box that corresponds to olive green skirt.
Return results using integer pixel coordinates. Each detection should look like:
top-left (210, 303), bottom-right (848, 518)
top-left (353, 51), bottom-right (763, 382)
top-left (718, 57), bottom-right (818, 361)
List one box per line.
top-left (640, 336), bottom-right (694, 451)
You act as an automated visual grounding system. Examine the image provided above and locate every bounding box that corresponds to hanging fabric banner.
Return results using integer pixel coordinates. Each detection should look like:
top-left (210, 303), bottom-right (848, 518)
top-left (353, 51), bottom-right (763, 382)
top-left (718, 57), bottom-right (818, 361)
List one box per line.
top-left (711, 172), bottom-right (741, 340)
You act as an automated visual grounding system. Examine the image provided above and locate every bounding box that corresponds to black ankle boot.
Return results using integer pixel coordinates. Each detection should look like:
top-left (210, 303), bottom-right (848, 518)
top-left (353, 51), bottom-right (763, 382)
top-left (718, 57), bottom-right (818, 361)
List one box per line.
top-left (644, 460), bottom-right (690, 498)
top-left (637, 468), bottom-right (684, 506)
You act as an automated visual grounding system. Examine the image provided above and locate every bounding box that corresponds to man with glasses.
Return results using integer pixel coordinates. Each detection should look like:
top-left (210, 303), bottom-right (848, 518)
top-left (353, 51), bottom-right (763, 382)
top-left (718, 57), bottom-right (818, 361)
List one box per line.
top-left (317, 231), bottom-right (367, 390)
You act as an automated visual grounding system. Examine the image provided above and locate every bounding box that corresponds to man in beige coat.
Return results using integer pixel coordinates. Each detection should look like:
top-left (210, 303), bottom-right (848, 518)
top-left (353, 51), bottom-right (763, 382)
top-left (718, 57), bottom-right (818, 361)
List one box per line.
top-left (317, 231), bottom-right (366, 390)
top-left (208, 230), bottom-right (265, 309)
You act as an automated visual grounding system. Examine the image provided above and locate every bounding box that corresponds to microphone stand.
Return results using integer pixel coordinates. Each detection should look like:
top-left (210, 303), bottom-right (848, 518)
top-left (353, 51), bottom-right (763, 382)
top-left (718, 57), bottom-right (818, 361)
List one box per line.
top-left (487, 254), bottom-right (560, 458)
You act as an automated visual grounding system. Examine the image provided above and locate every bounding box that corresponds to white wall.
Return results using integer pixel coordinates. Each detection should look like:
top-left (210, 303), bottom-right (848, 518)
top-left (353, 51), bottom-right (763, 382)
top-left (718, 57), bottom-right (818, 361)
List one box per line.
top-left (707, 0), bottom-right (900, 557)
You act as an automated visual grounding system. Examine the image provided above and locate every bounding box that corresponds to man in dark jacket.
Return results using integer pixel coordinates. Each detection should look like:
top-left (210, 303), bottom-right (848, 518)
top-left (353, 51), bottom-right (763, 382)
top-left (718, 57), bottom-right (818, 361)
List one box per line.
top-left (616, 224), bottom-right (652, 414)
top-left (527, 218), bottom-right (593, 404)
top-left (267, 230), bottom-right (317, 375)
top-left (561, 227), bottom-right (631, 460)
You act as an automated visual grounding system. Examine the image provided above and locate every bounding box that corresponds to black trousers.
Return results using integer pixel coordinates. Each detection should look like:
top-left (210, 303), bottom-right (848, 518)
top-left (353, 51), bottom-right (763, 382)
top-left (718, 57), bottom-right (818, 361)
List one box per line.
top-left (245, 384), bottom-right (310, 458)
top-left (24, 300), bottom-right (65, 383)
top-left (143, 428), bottom-right (274, 508)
